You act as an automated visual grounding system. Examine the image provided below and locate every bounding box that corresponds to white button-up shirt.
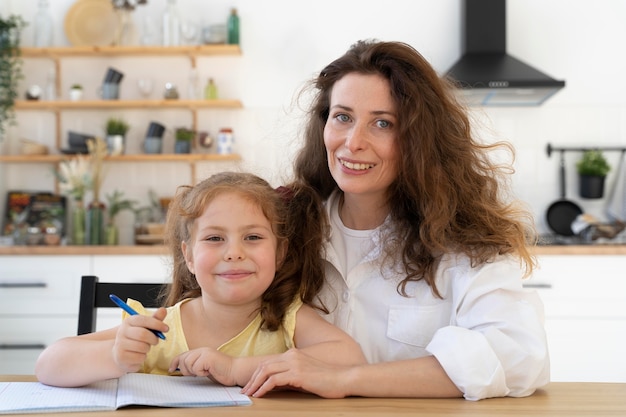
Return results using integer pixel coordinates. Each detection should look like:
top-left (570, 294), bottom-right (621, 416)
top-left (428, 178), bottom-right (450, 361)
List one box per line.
top-left (317, 192), bottom-right (550, 400)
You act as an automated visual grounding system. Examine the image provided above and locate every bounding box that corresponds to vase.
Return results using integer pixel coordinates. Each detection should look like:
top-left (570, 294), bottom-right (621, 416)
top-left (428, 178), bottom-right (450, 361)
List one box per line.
top-left (113, 9), bottom-right (137, 46)
top-left (105, 224), bottom-right (118, 245)
top-left (86, 201), bottom-right (106, 245)
top-left (72, 199), bottom-right (86, 245)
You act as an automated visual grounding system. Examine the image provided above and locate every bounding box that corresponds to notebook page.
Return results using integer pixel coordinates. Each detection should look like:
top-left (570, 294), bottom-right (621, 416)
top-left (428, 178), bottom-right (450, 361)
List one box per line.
top-left (116, 373), bottom-right (252, 408)
top-left (0, 379), bottom-right (117, 414)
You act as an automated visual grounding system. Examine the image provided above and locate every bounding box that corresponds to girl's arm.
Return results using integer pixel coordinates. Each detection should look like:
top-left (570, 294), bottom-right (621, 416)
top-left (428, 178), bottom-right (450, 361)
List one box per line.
top-left (172, 304), bottom-right (366, 387)
top-left (35, 308), bottom-right (169, 387)
top-left (35, 328), bottom-right (124, 387)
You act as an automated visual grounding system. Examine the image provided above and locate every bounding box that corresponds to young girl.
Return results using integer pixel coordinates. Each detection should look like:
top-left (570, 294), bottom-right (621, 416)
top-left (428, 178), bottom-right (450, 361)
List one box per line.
top-left (35, 172), bottom-right (365, 388)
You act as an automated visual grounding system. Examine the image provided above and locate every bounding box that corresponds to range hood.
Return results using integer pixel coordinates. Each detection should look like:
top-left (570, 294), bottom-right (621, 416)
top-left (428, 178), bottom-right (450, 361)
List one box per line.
top-left (445, 0), bottom-right (565, 106)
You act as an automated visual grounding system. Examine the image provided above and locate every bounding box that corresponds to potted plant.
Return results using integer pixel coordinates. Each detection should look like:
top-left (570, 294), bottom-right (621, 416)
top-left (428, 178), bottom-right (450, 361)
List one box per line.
top-left (69, 84), bottom-right (83, 101)
top-left (105, 117), bottom-right (130, 155)
top-left (174, 127), bottom-right (194, 154)
top-left (105, 190), bottom-right (136, 245)
top-left (576, 149), bottom-right (611, 199)
top-left (0, 15), bottom-right (26, 140)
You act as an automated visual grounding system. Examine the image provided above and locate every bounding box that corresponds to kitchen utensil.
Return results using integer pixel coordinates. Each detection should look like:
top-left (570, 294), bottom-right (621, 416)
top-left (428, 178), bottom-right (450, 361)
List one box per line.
top-left (64, 0), bottom-right (120, 47)
top-left (546, 151), bottom-right (583, 236)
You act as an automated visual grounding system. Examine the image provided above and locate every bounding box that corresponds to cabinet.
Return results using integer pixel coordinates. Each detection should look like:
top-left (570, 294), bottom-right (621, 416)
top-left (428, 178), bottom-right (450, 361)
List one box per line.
top-left (0, 253), bottom-right (171, 374)
top-left (526, 255), bottom-right (626, 382)
top-left (0, 45), bottom-right (243, 185)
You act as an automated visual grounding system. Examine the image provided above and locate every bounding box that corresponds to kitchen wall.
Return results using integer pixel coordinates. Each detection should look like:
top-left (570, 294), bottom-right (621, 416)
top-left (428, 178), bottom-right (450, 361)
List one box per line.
top-left (2, 0), bottom-right (626, 243)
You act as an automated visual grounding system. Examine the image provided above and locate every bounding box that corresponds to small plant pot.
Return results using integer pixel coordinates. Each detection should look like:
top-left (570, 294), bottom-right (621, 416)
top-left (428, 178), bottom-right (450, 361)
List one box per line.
top-left (174, 140), bottom-right (191, 154)
top-left (579, 174), bottom-right (606, 199)
top-left (106, 134), bottom-right (125, 155)
top-left (69, 88), bottom-right (83, 101)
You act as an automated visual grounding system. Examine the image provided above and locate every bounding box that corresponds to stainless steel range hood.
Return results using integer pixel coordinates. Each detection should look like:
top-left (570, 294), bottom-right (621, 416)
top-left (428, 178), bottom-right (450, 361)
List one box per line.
top-left (445, 0), bottom-right (565, 106)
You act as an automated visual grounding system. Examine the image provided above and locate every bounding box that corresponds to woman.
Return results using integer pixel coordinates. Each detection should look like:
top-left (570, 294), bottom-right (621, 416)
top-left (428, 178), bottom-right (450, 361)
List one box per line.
top-left (242, 40), bottom-right (549, 400)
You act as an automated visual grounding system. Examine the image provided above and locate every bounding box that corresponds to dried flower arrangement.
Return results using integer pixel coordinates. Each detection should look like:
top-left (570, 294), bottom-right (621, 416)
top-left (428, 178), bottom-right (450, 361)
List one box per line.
top-left (111, 0), bottom-right (147, 10)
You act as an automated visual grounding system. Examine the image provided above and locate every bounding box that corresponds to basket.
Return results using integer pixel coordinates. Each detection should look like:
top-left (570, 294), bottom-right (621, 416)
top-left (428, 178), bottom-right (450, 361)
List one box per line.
top-left (20, 139), bottom-right (49, 155)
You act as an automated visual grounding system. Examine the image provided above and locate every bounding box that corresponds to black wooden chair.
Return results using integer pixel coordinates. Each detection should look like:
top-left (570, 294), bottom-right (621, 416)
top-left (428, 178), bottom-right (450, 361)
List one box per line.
top-left (77, 275), bottom-right (169, 335)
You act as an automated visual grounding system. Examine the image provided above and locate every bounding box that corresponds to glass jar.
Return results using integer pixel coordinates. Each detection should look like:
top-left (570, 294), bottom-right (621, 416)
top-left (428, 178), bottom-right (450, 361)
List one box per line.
top-left (162, 0), bottom-right (181, 46)
top-left (34, 0), bottom-right (53, 47)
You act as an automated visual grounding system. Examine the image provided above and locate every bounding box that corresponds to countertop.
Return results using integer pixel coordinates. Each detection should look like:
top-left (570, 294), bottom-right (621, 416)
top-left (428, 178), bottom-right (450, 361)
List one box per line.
top-left (1, 375), bottom-right (625, 417)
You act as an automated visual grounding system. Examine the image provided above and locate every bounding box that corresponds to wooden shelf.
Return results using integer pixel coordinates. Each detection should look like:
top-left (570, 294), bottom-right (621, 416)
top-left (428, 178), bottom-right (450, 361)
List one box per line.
top-left (20, 44), bottom-right (241, 58)
top-left (0, 153), bottom-right (241, 163)
top-left (2, 244), bottom-right (625, 257)
top-left (14, 99), bottom-right (243, 110)
top-left (0, 245), bottom-right (169, 256)
top-left (7, 44), bottom-right (243, 186)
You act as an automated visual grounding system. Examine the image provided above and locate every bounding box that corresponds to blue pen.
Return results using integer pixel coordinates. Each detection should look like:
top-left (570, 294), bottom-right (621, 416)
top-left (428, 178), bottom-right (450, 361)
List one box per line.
top-left (109, 294), bottom-right (166, 340)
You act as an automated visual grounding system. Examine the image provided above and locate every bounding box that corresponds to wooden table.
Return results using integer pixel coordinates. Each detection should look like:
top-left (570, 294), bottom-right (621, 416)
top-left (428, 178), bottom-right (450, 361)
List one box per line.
top-left (1, 376), bottom-right (625, 416)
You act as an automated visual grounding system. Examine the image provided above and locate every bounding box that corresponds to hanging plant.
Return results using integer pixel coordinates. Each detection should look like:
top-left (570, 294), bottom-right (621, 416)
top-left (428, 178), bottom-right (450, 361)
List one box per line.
top-left (0, 15), bottom-right (26, 140)
top-left (576, 149), bottom-right (611, 199)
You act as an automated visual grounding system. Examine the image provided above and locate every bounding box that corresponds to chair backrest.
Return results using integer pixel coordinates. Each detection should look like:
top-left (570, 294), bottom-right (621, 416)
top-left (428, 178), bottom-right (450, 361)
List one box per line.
top-left (77, 275), bottom-right (169, 335)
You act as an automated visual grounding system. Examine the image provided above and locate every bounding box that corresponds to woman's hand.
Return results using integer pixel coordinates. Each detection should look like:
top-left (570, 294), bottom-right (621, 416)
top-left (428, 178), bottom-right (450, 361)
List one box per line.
top-left (170, 348), bottom-right (237, 386)
top-left (112, 307), bottom-right (168, 373)
top-left (241, 348), bottom-right (354, 398)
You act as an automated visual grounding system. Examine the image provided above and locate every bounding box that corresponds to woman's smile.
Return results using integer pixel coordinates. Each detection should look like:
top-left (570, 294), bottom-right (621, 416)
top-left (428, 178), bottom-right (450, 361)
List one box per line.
top-left (338, 157), bottom-right (376, 172)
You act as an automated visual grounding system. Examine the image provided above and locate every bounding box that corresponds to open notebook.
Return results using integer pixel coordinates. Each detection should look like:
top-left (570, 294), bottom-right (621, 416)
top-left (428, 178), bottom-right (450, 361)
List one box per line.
top-left (0, 373), bottom-right (251, 414)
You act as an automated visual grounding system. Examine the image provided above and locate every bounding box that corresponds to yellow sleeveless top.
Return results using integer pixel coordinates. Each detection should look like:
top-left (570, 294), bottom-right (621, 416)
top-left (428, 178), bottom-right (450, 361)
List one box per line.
top-left (124, 297), bottom-right (302, 375)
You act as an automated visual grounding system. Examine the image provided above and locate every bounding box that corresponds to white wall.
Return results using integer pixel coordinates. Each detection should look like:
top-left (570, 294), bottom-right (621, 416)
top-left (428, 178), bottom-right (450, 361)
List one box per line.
top-left (2, 0), bottom-right (626, 241)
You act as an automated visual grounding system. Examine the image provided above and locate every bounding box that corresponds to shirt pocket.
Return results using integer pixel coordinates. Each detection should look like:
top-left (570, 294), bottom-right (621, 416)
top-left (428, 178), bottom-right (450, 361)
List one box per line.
top-left (387, 305), bottom-right (444, 348)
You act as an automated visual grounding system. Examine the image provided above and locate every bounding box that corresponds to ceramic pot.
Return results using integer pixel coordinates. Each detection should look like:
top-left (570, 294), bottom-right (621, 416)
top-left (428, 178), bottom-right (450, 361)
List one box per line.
top-left (174, 140), bottom-right (191, 154)
top-left (69, 88), bottom-right (83, 101)
top-left (106, 135), bottom-right (125, 155)
top-left (579, 174), bottom-right (606, 199)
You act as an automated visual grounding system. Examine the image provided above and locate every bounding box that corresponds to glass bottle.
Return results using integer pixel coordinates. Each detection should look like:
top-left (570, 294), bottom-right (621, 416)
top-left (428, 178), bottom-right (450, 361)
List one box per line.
top-left (45, 67), bottom-right (56, 101)
top-left (86, 201), bottom-right (106, 245)
top-left (204, 78), bottom-right (218, 100)
top-left (188, 68), bottom-right (199, 99)
top-left (162, 0), bottom-right (181, 46)
top-left (72, 199), bottom-right (86, 245)
top-left (227, 8), bottom-right (239, 45)
top-left (33, 0), bottom-right (54, 47)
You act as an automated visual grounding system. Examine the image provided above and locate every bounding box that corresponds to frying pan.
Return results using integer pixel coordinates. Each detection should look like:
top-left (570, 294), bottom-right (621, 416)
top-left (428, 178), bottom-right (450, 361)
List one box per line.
top-left (546, 151), bottom-right (583, 236)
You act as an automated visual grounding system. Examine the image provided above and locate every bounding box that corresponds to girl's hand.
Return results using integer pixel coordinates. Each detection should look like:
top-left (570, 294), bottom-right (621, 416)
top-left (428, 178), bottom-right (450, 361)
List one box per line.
top-left (170, 348), bottom-right (237, 386)
top-left (111, 307), bottom-right (168, 373)
top-left (241, 348), bottom-right (352, 398)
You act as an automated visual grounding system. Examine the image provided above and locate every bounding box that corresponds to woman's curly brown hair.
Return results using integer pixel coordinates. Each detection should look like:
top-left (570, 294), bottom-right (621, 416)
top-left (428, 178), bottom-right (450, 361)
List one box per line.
top-left (293, 40), bottom-right (537, 297)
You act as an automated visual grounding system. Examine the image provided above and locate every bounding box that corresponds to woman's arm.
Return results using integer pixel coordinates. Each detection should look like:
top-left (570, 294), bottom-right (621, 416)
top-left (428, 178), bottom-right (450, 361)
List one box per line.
top-left (35, 308), bottom-right (169, 387)
top-left (242, 351), bottom-right (462, 398)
